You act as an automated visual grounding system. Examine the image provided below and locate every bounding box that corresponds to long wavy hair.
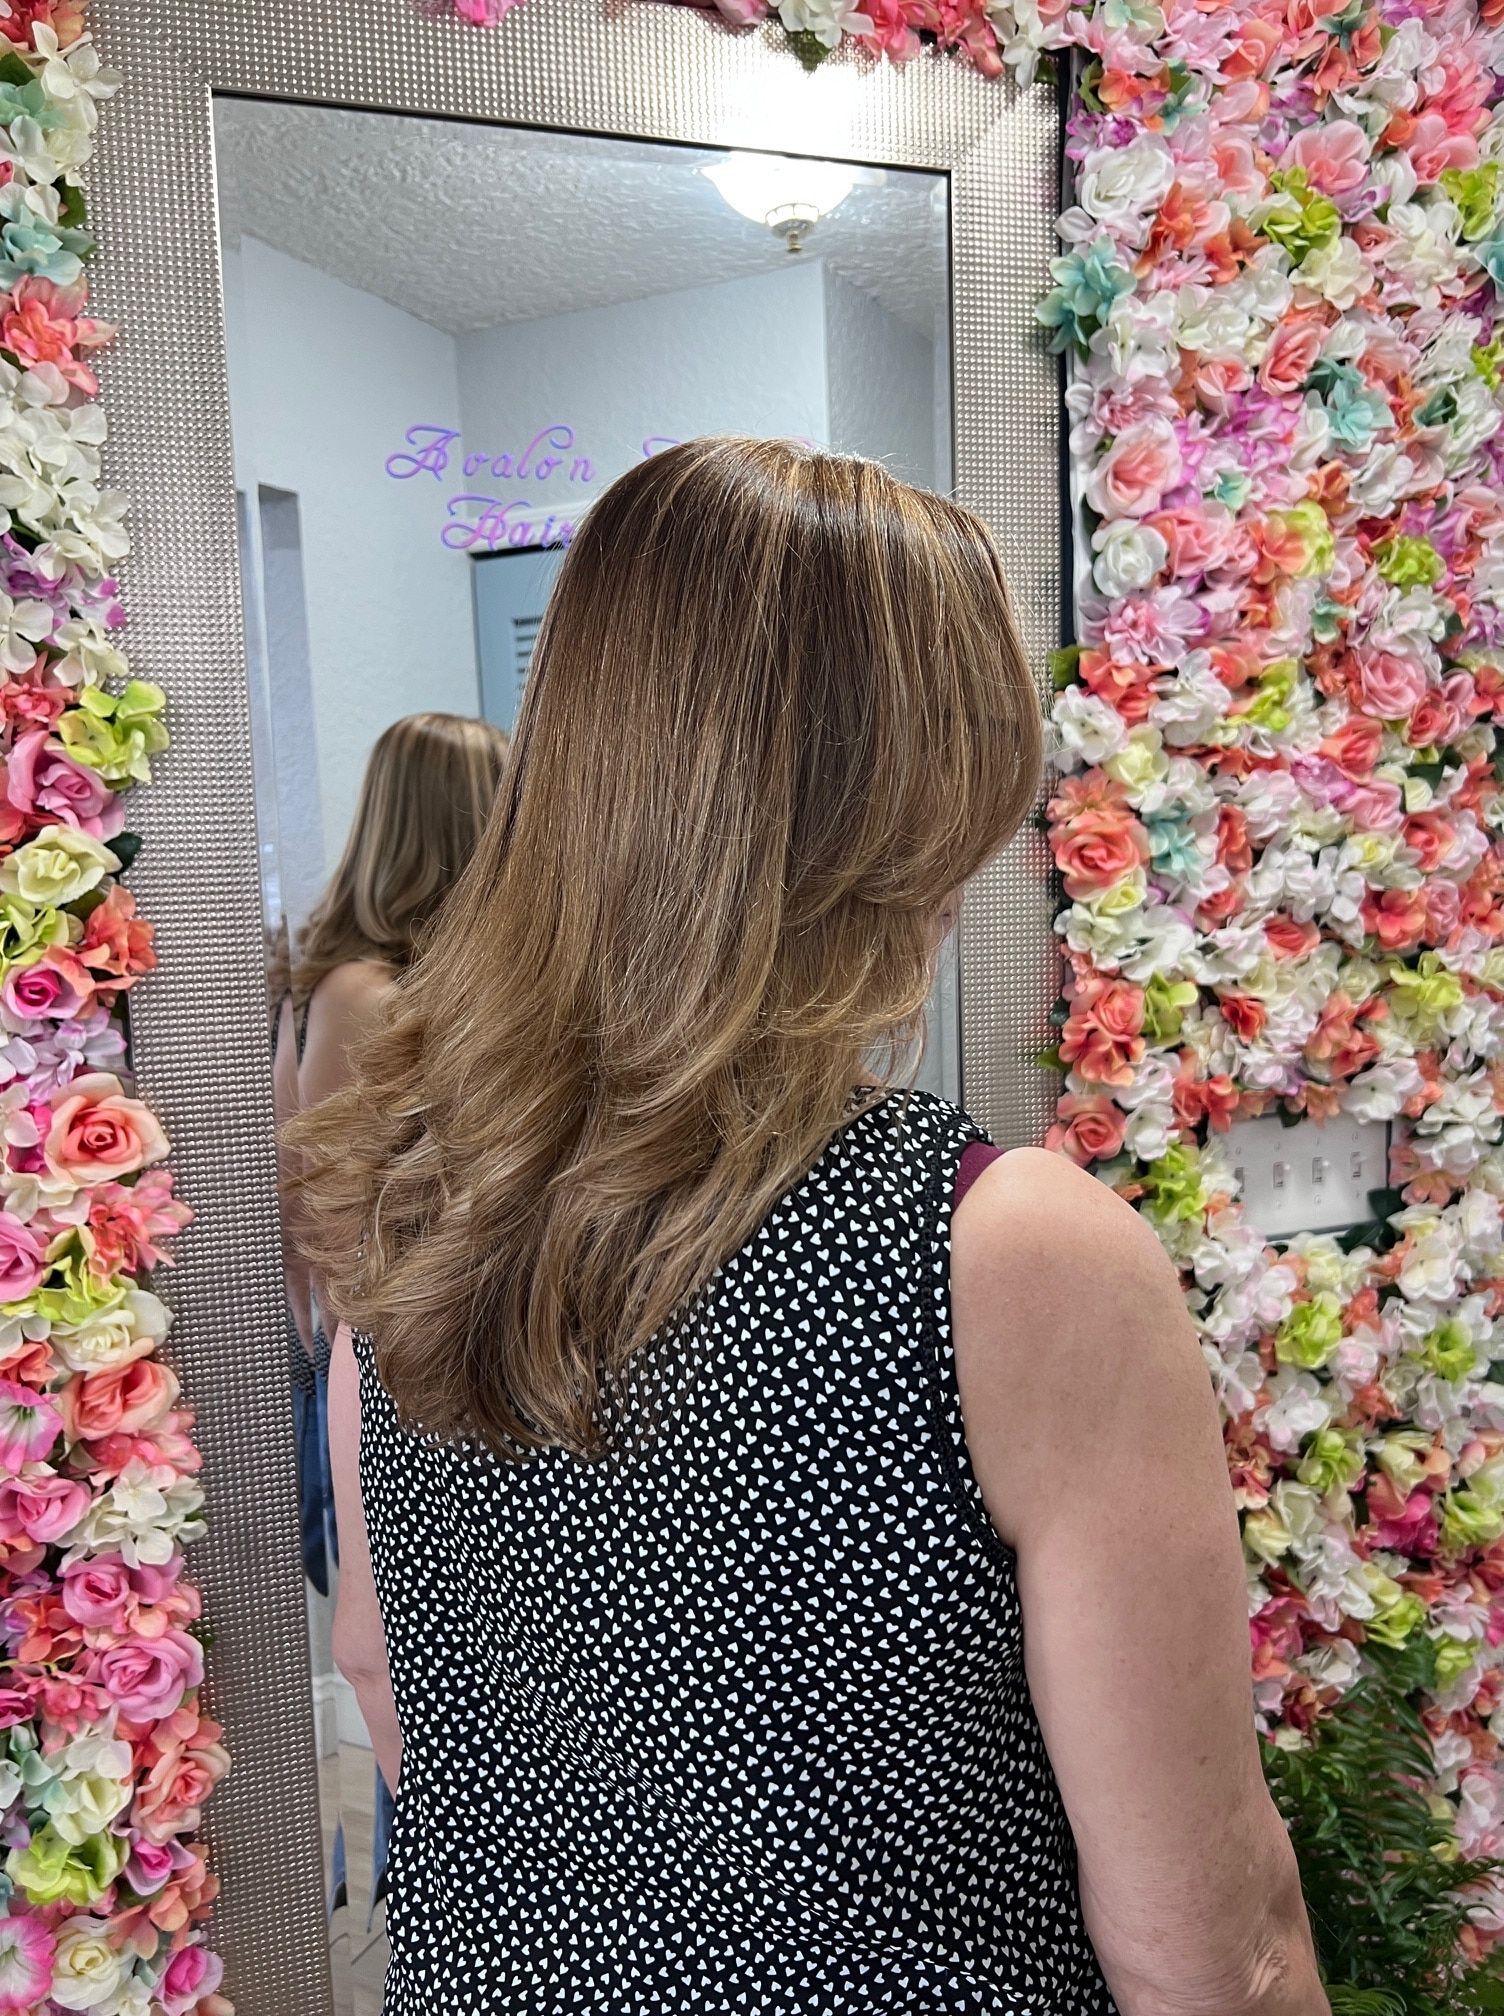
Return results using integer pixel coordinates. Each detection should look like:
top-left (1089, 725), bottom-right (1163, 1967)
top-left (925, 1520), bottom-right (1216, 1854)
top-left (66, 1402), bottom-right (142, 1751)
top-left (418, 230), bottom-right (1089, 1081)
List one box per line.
top-left (291, 711), bottom-right (510, 1007)
top-left (291, 438), bottom-right (1041, 1456)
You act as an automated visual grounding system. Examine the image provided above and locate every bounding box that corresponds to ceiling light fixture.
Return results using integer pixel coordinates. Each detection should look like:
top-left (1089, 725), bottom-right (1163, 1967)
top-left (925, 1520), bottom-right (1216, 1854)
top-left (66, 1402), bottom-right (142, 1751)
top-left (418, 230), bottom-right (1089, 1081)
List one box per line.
top-left (702, 152), bottom-right (871, 254)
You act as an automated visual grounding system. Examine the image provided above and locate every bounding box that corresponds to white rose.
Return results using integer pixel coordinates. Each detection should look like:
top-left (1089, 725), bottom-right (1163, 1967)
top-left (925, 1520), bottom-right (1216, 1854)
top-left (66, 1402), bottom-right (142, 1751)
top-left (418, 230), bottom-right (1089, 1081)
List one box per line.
top-left (51, 1289), bottom-right (170, 1375)
top-left (1069, 135), bottom-right (1175, 246)
top-left (1091, 518), bottom-right (1167, 598)
top-left (43, 1734), bottom-right (133, 1846)
top-left (49, 1922), bottom-right (126, 2011)
top-left (1050, 686), bottom-right (1128, 770)
top-left (1091, 289), bottom-right (1179, 384)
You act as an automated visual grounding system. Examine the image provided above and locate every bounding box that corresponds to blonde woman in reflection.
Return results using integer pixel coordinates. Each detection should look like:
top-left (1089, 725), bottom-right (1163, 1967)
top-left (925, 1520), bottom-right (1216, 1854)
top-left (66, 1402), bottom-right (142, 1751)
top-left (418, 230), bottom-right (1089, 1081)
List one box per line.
top-left (272, 711), bottom-right (507, 1908)
top-left (297, 441), bottom-right (1327, 2016)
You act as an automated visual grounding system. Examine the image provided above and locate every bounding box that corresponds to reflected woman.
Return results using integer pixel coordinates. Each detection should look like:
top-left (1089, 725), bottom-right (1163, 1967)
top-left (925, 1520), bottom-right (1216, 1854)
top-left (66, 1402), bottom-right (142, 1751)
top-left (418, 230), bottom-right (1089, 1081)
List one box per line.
top-left (272, 710), bottom-right (508, 1903)
top-left (297, 441), bottom-right (1328, 2016)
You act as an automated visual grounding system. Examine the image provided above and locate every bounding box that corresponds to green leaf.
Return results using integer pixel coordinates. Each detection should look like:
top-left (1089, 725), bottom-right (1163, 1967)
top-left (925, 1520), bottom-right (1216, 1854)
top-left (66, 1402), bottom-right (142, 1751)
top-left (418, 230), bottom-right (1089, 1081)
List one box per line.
top-left (782, 27), bottom-right (828, 70)
top-left (1033, 1045), bottom-right (1062, 1071)
top-left (1050, 644), bottom-right (1083, 690)
top-left (57, 180), bottom-right (86, 232)
top-left (111, 831), bottom-right (143, 873)
top-left (0, 52), bottom-right (32, 89)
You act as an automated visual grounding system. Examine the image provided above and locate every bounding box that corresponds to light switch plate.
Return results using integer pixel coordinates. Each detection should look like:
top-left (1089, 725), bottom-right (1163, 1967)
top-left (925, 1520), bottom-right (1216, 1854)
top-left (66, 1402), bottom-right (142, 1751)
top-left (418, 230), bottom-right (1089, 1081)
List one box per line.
top-left (1225, 1113), bottom-right (1391, 1239)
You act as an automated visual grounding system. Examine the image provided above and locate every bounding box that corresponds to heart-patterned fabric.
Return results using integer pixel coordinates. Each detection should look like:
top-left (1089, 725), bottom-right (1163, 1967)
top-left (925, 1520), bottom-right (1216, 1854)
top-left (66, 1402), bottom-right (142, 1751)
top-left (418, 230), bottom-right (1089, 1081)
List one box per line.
top-left (356, 1089), bottom-right (1114, 2014)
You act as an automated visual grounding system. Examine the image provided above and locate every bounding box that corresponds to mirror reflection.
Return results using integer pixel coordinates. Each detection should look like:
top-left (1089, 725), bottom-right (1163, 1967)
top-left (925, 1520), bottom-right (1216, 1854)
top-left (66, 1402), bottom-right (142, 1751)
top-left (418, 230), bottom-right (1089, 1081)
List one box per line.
top-left (214, 96), bottom-right (953, 2011)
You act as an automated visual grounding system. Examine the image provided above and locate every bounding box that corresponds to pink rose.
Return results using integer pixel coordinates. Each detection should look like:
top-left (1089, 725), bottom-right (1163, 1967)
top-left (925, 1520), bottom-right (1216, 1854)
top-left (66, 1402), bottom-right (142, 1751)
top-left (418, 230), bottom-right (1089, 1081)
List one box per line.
top-left (0, 1468), bottom-right (89, 1545)
top-left (6, 727), bottom-right (123, 839)
top-left (1149, 506), bottom-right (1234, 577)
top-left (60, 1552), bottom-right (134, 1631)
top-left (1, 949), bottom-right (91, 1023)
top-left (1355, 649), bottom-right (1428, 720)
top-left (1257, 317), bottom-right (1324, 395)
top-left (1283, 120), bottom-right (1370, 195)
top-left (1404, 110), bottom-right (1478, 182)
top-left (0, 1375), bottom-right (58, 1468)
top-left (46, 1072), bottom-right (169, 1187)
top-left (88, 1627), bottom-right (203, 1720)
top-left (125, 1837), bottom-right (175, 1894)
top-left (0, 1211), bottom-right (45, 1301)
top-left (1084, 418), bottom-right (1183, 519)
top-left (159, 1947), bottom-right (225, 2016)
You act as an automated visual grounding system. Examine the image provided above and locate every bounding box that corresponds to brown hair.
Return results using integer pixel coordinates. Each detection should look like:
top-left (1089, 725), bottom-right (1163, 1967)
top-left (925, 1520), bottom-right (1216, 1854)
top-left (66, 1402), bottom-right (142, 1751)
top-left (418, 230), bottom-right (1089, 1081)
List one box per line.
top-left (291, 438), bottom-right (1041, 1456)
top-left (291, 711), bottom-right (509, 1005)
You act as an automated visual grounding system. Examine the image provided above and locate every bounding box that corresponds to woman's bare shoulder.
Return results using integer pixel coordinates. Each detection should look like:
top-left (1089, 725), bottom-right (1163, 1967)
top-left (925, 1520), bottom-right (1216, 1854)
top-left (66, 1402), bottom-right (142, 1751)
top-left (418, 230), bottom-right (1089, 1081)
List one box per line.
top-left (308, 958), bottom-right (396, 1022)
top-left (952, 1145), bottom-right (1169, 1313)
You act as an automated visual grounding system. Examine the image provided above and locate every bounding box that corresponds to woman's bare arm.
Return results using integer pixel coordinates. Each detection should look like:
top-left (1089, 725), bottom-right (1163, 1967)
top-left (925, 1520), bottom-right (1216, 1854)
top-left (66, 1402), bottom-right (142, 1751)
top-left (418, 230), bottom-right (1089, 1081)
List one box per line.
top-left (951, 1147), bottom-right (1328, 2016)
top-left (329, 1321), bottom-right (402, 1792)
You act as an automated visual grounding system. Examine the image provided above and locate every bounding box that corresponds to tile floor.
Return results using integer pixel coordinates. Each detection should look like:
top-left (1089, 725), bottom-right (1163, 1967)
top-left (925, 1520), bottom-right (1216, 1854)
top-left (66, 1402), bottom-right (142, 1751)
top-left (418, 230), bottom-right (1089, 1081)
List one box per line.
top-left (320, 1746), bottom-right (391, 2015)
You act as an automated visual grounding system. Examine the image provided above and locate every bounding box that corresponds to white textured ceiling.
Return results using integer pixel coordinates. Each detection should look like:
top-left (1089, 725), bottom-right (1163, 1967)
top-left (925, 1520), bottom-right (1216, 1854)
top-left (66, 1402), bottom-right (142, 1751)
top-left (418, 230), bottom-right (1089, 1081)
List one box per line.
top-left (212, 96), bottom-right (948, 339)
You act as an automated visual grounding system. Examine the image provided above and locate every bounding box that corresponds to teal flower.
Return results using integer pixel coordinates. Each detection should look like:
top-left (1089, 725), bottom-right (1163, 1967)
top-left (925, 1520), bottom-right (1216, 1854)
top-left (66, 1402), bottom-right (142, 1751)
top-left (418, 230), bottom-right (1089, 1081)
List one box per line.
top-left (1037, 241), bottom-right (1134, 352)
top-left (1475, 236), bottom-right (1504, 294)
top-left (0, 189), bottom-right (90, 289)
top-left (1143, 811), bottom-right (1203, 882)
top-left (1324, 376), bottom-right (1394, 452)
top-left (1307, 359), bottom-right (1394, 451)
top-left (0, 214), bottom-right (82, 287)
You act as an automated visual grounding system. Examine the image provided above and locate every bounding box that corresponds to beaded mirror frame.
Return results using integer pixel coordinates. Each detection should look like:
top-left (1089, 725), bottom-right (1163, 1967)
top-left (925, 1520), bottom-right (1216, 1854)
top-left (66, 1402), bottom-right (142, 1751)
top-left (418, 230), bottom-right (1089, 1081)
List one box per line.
top-left (86, 0), bottom-right (1060, 2003)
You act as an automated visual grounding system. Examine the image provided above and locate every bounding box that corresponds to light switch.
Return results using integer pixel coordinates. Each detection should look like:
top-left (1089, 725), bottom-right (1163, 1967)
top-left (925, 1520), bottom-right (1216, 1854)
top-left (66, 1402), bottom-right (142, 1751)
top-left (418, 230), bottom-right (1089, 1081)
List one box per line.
top-left (1225, 1113), bottom-right (1391, 1238)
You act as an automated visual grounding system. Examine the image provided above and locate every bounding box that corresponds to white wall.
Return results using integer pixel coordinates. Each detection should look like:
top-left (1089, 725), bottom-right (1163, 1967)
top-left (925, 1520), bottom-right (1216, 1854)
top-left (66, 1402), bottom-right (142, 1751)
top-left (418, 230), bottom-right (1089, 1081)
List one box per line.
top-left (822, 270), bottom-right (935, 491)
top-left (454, 261), bottom-right (832, 531)
top-left (222, 235), bottom-right (480, 926)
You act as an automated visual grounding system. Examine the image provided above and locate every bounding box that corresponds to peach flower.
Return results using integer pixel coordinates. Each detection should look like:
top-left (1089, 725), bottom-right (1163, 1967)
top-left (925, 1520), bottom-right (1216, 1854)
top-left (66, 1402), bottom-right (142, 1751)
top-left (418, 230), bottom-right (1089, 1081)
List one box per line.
top-left (1059, 977), bottom-right (1146, 1088)
top-left (1051, 801), bottom-right (1151, 898)
top-left (133, 1708), bottom-right (231, 1845)
top-left (60, 1357), bottom-right (179, 1444)
top-left (46, 1072), bottom-right (169, 1188)
top-left (1084, 418), bottom-right (1183, 520)
top-left (1362, 887), bottom-right (1428, 953)
top-left (1045, 1092), bottom-right (1127, 1166)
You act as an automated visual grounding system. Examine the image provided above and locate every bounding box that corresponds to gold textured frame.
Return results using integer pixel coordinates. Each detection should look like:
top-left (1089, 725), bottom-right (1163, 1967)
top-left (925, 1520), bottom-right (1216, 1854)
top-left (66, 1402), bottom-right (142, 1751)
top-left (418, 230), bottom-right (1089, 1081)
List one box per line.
top-left (87, 1), bottom-right (1060, 2005)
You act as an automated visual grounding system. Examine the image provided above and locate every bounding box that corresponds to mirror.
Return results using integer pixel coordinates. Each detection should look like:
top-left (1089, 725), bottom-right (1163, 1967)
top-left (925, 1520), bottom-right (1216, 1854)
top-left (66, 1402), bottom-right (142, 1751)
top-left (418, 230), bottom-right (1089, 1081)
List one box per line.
top-left (213, 95), bottom-right (953, 2013)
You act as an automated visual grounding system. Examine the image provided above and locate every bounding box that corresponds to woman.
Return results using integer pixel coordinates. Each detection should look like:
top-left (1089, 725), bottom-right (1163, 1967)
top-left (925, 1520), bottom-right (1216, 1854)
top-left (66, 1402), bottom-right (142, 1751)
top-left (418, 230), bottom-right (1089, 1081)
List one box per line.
top-left (272, 710), bottom-right (508, 1896)
top-left (297, 440), bottom-right (1328, 2016)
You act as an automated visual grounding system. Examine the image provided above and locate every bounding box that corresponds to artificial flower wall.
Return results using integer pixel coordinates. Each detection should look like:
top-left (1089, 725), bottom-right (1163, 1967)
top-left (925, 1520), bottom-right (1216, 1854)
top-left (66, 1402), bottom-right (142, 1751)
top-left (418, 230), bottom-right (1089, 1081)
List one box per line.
top-left (1037, 0), bottom-right (1504, 1961)
top-left (0, 9), bottom-right (227, 2014)
top-left (450, 0), bottom-right (1504, 1969)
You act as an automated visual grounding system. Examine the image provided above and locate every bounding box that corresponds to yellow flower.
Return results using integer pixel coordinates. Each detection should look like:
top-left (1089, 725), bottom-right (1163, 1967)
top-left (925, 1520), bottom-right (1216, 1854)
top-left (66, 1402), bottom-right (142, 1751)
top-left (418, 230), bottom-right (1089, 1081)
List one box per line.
top-left (0, 827), bottom-right (117, 909)
top-left (1360, 1567), bottom-right (1425, 1648)
top-left (1090, 869), bottom-right (1149, 917)
top-left (6, 1822), bottom-right (125, 1908)
top-left (1104, 730), bottom-right (1167, 796)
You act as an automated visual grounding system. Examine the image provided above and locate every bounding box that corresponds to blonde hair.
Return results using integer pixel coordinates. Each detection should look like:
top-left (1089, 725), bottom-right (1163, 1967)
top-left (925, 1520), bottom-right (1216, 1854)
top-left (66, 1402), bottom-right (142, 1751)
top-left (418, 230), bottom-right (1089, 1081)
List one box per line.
top-left (292, 438), bottom-right (1041, 1456)
top-left (291, 711), bottom-right (509, 1006)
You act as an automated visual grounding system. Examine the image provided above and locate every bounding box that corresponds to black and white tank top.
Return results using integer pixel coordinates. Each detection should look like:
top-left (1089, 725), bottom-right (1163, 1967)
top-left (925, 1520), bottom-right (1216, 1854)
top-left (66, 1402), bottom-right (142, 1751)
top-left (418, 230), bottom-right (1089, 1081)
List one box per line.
top-left (357, 1089), bottom-right (1115, 2014)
